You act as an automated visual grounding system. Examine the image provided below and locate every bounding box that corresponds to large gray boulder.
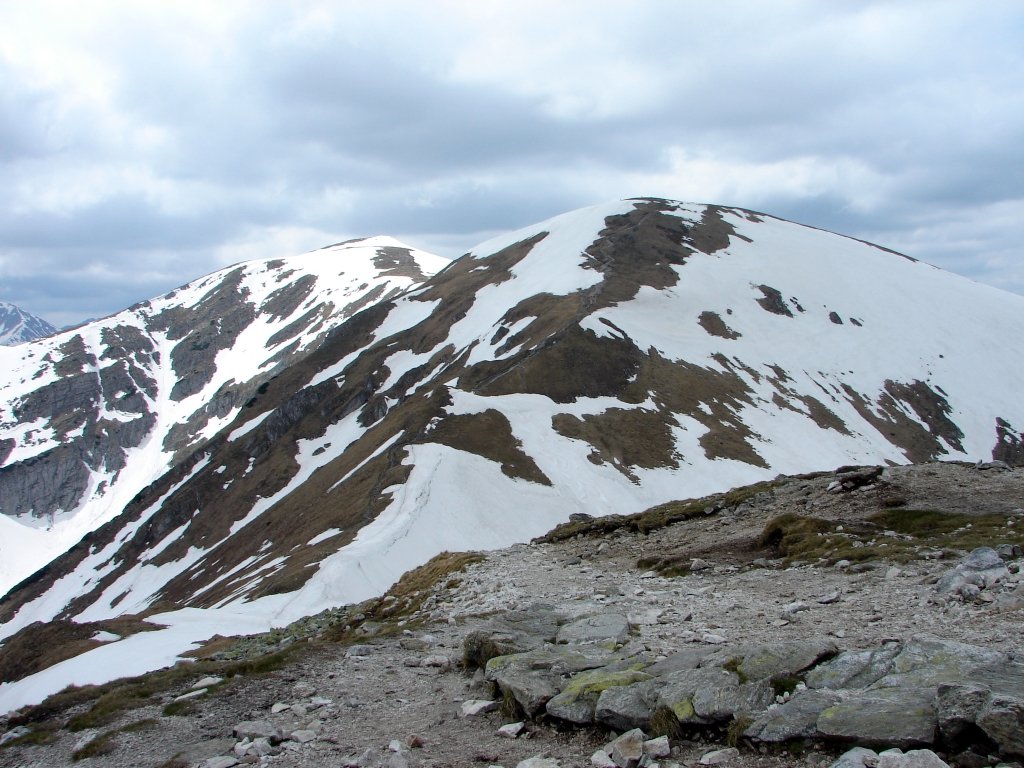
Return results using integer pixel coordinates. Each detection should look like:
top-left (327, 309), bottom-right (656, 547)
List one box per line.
top-left (744, 689), bottom-right (843, 742)
top-left (816, 687), bottom-right (937, 747)
top-left (545, 667), bottom-right (652, 725)
top-left (805, 645), bottom-right (901, 690)
top-left (595, 680), bottom-right (662, 732)
top-left (727, 638), bottom-right (839, 682)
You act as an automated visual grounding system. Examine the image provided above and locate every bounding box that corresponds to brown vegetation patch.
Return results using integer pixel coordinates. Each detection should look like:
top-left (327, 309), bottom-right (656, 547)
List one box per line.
top-left (619, 351), bottom-right (767, 468)
top-left (757, 506), bottom-right (1024, 566)
top-left (260, 274), bottom-right (317, 321)
top-left (993, 417), bottom-right (1024, 466)
top-left (474, 326), bottom-right (642, 403)
top-left (539, 478), bottom-right (780, 544)
top-left (265, 302), bottom-right (333, 348)
top-left (764, 368), bottom-right (850, 435)
top-left (697, 311), bottom-right (741, 340)
top-left (0, 617), bottom-right (156, 685)
top-left (552, 407), bottom-right (678, 482)
top-left (426, 409), bottom-right (551, 485)
top-left (581, 200), bottom-right (692, 306)
top-left (406, 233), bottom-right (546, 354)
top-left (842, 380), bottom-right (964, 463)
top-left (372, 245), bottom-right (433, 281)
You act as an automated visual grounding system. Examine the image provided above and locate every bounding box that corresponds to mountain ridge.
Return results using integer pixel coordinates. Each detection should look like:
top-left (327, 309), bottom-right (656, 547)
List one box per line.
top-left (0, 302), bottom-right (57, 347)
top-left (2, 197), bottom-right (1024, 713)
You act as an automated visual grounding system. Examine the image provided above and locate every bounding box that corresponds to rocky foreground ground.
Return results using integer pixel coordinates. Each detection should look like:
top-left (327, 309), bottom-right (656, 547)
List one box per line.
top-left (1, 461), bottom-right (1023, 768)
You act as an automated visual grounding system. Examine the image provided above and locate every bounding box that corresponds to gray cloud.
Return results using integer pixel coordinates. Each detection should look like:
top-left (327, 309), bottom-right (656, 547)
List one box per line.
top-left (0, 1), bottom-right (1022, 326)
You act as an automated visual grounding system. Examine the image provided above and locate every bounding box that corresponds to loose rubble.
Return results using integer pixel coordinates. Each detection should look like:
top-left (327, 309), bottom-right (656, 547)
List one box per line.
top-left (1, 462), bottom-right (1023, 768)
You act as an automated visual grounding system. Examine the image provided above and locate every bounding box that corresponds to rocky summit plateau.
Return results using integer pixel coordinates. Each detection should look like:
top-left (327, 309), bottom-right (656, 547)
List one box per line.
top-left (1, 197), bottom-right (1023, 767)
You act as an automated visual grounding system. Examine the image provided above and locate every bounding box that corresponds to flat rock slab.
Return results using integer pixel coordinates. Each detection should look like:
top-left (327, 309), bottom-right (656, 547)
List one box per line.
top-left (556, 612), bottom-right (630, 647)
top-left (175, 738), bottom-right (237, 764)
top-left (817, 687), bottom-right (937, 747)
top-left (744, 689), bottom-right (842, 742)
top-left (735, 638), bottom-right (838, 681)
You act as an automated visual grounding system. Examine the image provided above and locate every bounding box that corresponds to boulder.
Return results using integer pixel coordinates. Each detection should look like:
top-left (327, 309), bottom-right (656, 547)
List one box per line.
top-left (699, 747), bottom-right (739, 765)
top-left (546, 668), bottom-right (652, 725)
top-left (828, 747), bottom-right (880, 768)
top-left (655, 668), bottom-right (739, 724)
top-left (460, 699), bottom-right (499, 717)
top-left (877, 635), bottom-right (1006, 688)
top-left (816, 687), bottom-right (937, 747)
top-left (516, 756), bottom-right (561, 768)
top-left (692, 678), bottom-right (774, 720)
top-left (555, 612), bottom-right (631, 648)
top-left (876, 748), bottom-right (950, 768)
top-left (232, 720), bottom-right (285, 744)
top-left (744, 689), bottom-right (843, 742)
top-left (732, 638), bottom-right (838, 682)
top-left (805, 645), bottom-right (901, 690)
top-left (595, 680), bottom-right (662, 732)
top-left (463, 606), bottom-right (564, 668)
top-left (607, 728), bottom-right (646, 768)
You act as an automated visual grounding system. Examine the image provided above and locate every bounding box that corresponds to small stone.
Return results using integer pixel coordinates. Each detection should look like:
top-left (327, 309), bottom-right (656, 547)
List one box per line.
top-left (644, 736), bottom-right (671, 758)
top-left (233, 720), bottom-right (284, 744)
top-left (498, 722), bottom-right (526, 738)
top-left (877, 748), bottom-right (950, 768)
top-left (421, 654), bottom-right (451, 668)
top-left (290, 730), bottom-right (317, 744)
top-left (346, 644), bottom-right (374, 658)
top-left (886, 566), bottom-right (903, 580)
top-left (782, 601), bottom-right (811, 617)
top-left (690, 558), bottom-right (713, 572)
top-left (829, 747), bottom-right (880, 768)
top-left (516, 757), bottom-right (560, 768)
top-left (461, 699), bottom-right (499, 717)
top-left (699, 747), bottom-right (740, 765)
top-left (271, 702), bottom-right (290, 713)
top-left (592, 750), bottom-right (619, 768)
top-left (817, 590), bottom-right (842, 604)
top-left (192, 676), bottom-right (224, 690)
top-left (702, 633), bottom-right (727, 644)
top-left (173, 688), bottom-right (208, 702)
top-left (0, 726), bottom-right (31, 746)
top-left (388, 740), bottom-right (403, 753)
top-left (608, 728), bottom-right (647, 768)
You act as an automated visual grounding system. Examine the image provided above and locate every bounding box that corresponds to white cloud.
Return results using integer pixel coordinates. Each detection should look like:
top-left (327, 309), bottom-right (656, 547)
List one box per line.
top-left (0, 0), bottom-right (1021, 324)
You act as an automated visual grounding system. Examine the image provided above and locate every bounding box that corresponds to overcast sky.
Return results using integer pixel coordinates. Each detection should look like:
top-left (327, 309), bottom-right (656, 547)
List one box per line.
top-left (1, 1), bottom-right (1022, 327)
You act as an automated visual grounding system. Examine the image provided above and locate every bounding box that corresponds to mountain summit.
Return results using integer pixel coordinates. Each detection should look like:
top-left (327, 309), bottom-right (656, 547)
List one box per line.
top-left (2, 197), bottom-right (1023, 711)
top-left (0, 302), bottom-right (56, 346)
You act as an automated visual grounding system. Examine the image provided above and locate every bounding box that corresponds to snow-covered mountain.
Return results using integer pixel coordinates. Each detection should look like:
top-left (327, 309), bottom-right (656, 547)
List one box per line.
top-left (0, 237), bottom-right (449, 595)
top-left (2, 197), bottom-right (1024, 712)
top-left (0, 302), bottom-right (57, 346)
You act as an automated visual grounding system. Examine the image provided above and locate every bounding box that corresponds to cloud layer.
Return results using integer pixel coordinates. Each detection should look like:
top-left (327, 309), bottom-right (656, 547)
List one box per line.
top-left (1, 1), bottom-right (1022, 325)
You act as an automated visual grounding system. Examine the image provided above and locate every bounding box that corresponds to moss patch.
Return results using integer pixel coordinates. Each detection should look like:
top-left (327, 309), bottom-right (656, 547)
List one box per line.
top-left (757, 508), bottom-right (1024, 565)
top-left (71, 731), bottom-right (116, 761)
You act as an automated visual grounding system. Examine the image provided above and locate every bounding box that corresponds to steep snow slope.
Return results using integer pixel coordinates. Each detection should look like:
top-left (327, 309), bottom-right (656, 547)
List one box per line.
top-left (0, 302), bottom-right (56, 346)
top-left (0, 238), bottom-right (450, 595)
top-left (2, 198), bottom-right (1024, 713)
